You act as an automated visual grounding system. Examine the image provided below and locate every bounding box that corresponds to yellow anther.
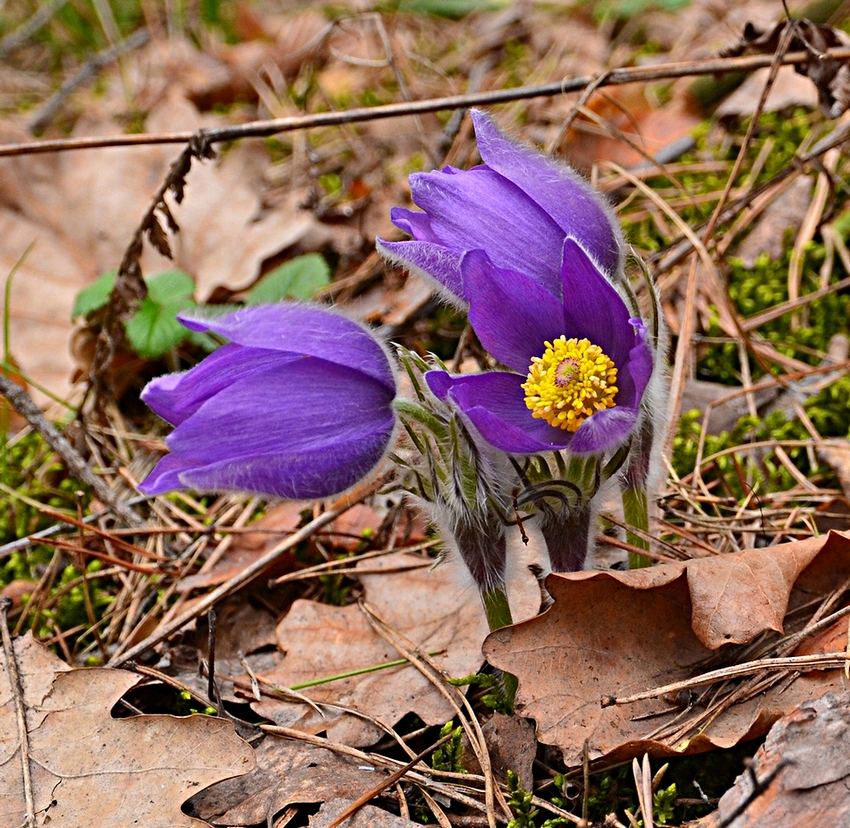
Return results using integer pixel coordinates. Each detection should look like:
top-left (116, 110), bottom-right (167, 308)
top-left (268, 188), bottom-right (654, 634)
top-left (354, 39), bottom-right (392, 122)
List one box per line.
top-left (521, 335), bottom-right (618, 432)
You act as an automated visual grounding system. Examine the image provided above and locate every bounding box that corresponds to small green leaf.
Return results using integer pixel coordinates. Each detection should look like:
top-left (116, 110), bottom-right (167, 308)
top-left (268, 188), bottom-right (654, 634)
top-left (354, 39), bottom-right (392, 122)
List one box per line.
top-left (245, 254), bottom-right (331, 304)
top-left (398, 0), bottom-right (505, 18)
top-left (71, 271), bottom-right (116, 320)
top-left (125, 270), bottom-right (197, 358)
top-left (144, 269), bottom-right (196, 304)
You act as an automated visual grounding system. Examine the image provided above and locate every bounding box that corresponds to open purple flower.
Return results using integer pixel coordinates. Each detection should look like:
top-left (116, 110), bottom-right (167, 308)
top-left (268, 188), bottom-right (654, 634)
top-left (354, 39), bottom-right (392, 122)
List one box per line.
top-left (139, 304), bottom-right (397, 499)
top-left (425, 239), bottom-right (653, 455)
top-left (377, 110), bottom-right (624, 302)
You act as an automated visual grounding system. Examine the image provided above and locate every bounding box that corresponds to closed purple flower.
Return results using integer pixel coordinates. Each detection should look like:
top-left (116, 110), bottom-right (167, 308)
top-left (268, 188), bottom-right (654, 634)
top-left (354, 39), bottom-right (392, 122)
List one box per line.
top-left (377, 110), bottom-right (624, 302)
top-left (139, 304), bottom-right (397, 499)
top-left (425, 239), bottom-right (653, 455)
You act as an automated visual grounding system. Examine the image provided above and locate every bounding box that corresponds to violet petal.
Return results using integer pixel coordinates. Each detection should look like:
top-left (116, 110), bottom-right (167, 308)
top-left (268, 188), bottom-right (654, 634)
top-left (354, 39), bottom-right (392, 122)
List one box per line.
top-left (166, 357), bottom-right (394, 465)
top-left (463, 251), bottom-right (565, 373)
top-left (471, 110), bottom-right (624, 277)
top-left (406, 165), bottom-right (566, 291)
top-left (138, 454), bottom-right (197, 495)
top-left (176, 305), bottom-right (394, 392)
top-left (149, 430), bottom-right (393, 499)
top-left (142, 344), bottom-right (294, 426)
top-left (559, 239), bottom-right (634, 367)
top-left (615, 321), bottom-right (654, 409)
top-left (568, 407), bottom-right (639, 454)
top-left (389, 207), bottom-right (439, 242)
top-left (429, 371), bottom-right (573, 453)
top-left (376, 239), bottom-right (465, 299)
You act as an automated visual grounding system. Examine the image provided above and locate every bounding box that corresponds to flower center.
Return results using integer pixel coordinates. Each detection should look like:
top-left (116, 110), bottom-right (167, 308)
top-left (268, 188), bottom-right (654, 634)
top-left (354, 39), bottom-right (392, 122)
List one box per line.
top-left (521, 336), bottom-right (619, 432)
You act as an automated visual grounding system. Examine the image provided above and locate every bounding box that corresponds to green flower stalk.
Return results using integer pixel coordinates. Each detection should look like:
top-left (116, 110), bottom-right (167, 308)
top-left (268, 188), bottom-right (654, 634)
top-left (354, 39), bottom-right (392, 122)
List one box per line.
top-left (393, 348), bottom-right (519, 707)
top-left (393, 349), bottom-right (517, 629)
top-left (617, 257), bottom-right (670, 568)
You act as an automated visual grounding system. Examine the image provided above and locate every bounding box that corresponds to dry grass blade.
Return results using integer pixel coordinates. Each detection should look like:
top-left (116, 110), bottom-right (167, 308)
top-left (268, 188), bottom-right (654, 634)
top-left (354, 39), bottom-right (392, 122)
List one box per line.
top-left (632, 754), bottom-right (654, 828)
top-left (324, 730), bottom-right (456, 828)
top-left (358, 600), bottom-right (508, 827)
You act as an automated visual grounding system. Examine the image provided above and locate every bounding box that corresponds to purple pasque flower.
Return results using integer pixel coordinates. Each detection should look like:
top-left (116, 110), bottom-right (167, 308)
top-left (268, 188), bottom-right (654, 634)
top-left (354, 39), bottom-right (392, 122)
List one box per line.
top-left (377, 110), bottom-right (624, 303)
top-left (139, 304), bottom-right (397, 499)
top-left (425, 238), bottom-right (653, 456)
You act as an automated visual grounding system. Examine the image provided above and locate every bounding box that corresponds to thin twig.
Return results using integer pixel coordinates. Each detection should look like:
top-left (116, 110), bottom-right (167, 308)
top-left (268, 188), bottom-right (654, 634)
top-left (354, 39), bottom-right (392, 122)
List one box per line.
top-left (1, 599), bottom-right (36, 828)
top-left (0, 495), bottom-right (151, 558)
top-left (0, 375), bottom-right (142, 527)
top-left (28, 29), bottom-right (151, 134)
top-left (601, 652), bottom-right (850, 707)
top-left (0, 0), bottom-right (70, 60)
top-left (2, 49), bottom-right (850, 158)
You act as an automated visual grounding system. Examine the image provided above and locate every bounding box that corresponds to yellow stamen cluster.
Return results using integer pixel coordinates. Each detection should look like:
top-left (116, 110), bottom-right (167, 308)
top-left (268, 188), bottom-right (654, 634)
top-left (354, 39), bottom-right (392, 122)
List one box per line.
top-left (521, 336), bottom-right (619, 432)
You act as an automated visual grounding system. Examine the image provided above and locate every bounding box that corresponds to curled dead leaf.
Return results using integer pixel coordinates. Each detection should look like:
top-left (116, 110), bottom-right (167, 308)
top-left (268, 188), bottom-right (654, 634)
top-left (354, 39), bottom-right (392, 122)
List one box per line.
top-left (485, 531), bottom-right (850, 765)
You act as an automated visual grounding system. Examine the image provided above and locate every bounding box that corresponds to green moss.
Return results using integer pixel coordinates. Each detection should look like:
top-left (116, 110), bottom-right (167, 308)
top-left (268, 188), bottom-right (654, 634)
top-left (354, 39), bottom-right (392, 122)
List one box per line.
top-left (672, 407), bottom-right (839, 501)
top-left (696, 244), bottom-right (849, 385)
top-left (0, 431), bottom-right (91, 575)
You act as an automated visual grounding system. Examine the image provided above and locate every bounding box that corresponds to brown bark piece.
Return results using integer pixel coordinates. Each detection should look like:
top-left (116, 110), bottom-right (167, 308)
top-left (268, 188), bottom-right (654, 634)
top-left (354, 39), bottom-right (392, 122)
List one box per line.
top-left (698, 690), bottom-right (850, 827)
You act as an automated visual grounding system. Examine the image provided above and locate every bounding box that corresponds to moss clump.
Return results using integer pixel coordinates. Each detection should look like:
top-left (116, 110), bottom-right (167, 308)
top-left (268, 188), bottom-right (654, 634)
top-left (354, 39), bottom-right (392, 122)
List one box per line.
top-left (1, 430), bottom-right (91, 582)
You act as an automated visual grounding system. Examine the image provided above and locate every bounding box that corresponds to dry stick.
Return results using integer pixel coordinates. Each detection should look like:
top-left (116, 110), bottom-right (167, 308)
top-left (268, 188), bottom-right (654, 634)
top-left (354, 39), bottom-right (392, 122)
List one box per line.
top-left (106, 503), bottom-right (348, 667)
top-left (28, 29), bottom-right (151, 134)
top-left (0, 375), bottom-right (142, 527)
top-left (3, 49), bottom-right (850, 158)
top-left (601, 651), bottom-right (850, 707)
top-left (0, 599), bottom-right (35, 828)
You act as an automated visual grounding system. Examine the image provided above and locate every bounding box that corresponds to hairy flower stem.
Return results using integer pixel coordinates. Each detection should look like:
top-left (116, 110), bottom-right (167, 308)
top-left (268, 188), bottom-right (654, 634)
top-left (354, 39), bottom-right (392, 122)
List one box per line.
top-left (622, 486), bottom-right (651, 568)
top-left (482, 586), bottom-right (518, 710)
top-left (481, 585), bottom-right (513, 631)
top-left (622, 416), bottom-right (654, 568)
top-left (541, 502), bottom-right (593, 572)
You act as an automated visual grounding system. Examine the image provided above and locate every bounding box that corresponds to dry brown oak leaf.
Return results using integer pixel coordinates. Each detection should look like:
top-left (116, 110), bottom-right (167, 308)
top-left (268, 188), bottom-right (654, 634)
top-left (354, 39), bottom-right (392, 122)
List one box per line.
top-left (485, 530), bottom-right (850, 766)
top-left (252, 544), bottom-right (542, 747)
top-left (189, 733), bottom-right (391, 825)
top-left (0, 633), bottom-right (254, 827)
